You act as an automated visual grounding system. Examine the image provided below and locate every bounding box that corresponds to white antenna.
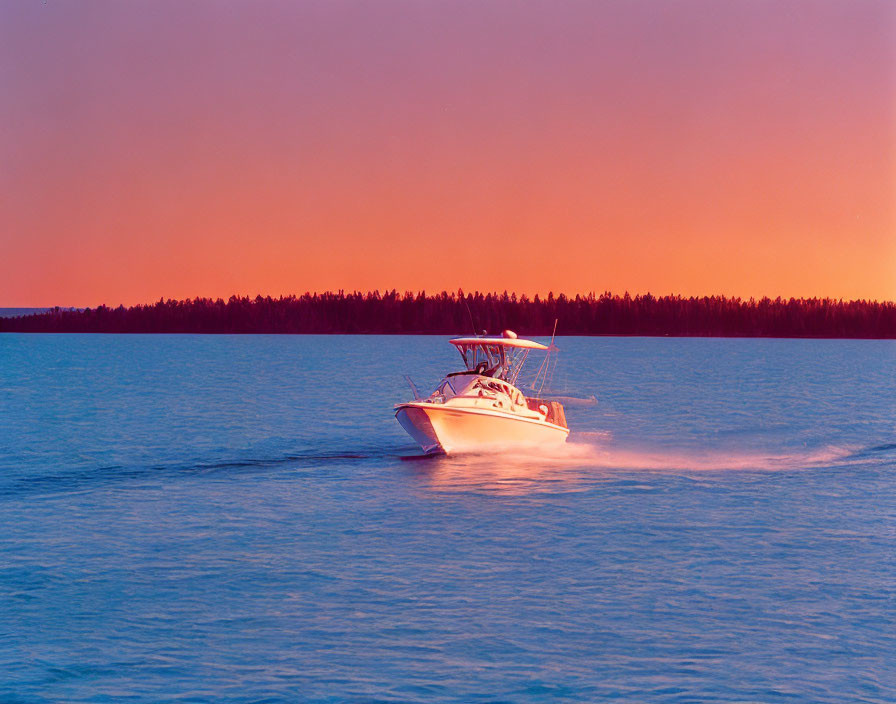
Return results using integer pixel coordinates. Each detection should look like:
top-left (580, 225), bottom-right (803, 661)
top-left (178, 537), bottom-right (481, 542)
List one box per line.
top-left (534, 319), bottom-right (559, 397)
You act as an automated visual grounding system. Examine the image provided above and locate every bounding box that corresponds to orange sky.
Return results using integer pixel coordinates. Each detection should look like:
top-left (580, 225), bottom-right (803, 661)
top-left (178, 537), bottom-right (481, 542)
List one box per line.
top-left (2, 0), bottom-right (894, 307)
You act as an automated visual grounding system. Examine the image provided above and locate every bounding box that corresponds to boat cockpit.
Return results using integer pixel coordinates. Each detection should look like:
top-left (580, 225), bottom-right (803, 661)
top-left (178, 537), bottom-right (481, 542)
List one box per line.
top-left (452, 344), bottom-right (507, 378)
top-left (449, 331), bottom-right (549, 385)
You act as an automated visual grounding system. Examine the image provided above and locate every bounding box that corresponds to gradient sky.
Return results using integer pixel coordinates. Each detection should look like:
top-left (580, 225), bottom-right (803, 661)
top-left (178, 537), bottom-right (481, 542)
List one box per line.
top-left (2, 0), bottom-right (894, 306)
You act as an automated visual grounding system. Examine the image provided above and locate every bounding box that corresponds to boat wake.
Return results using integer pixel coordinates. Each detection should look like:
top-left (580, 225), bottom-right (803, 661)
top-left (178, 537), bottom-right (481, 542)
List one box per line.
top-left (6, 438), bottom-right (890, 499)
top-left (567, 438), bottom-right (862, 472)
top-left (408, 435), bottom-right (888, 494)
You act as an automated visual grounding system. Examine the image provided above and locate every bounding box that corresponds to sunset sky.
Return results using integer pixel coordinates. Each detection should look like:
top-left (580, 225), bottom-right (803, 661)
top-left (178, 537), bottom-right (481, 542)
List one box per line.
top-left (2, 0), bottom-right (894, 307)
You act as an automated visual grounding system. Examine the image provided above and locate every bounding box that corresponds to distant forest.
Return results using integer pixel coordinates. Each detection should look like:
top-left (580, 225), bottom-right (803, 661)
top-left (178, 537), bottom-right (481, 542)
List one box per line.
top-left (2, 291), bottom-right (895, 337)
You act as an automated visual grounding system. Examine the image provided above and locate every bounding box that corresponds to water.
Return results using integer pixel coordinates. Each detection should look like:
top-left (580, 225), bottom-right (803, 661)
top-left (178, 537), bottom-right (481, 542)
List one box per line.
top-left (1, 334), bottom-right (894, 703)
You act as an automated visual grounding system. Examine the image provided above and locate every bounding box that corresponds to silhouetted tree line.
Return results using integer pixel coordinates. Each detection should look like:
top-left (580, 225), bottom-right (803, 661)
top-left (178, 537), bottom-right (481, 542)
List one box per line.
top-left (2, 291), bottom-right (894, 337)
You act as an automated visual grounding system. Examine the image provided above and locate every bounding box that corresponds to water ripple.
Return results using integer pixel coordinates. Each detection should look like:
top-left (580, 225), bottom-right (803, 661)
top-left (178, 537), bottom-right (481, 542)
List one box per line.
top-left (0, 335), bottom-right (893, 703)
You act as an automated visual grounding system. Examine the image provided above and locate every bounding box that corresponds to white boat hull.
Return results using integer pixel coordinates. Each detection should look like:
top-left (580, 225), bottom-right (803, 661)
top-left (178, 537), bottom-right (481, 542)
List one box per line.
top-left (395, 403), bottom-right (569, 455)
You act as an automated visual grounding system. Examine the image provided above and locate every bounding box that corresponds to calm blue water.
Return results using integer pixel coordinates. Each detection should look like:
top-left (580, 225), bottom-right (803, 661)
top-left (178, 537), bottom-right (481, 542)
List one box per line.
top-left (1, 334), bottom-right (894, 703)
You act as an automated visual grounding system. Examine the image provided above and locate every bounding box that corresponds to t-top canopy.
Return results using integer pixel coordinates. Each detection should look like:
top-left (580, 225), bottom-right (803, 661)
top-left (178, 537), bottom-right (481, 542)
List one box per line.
top-left (449, 331), bottom-right (550, 383)
top-left (449, 337), bottom-right (549, 350)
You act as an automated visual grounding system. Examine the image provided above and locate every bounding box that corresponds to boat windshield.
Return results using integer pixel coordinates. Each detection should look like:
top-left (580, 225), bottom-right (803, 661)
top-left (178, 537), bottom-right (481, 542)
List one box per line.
top-left (454, 343), bottom-right (530, 384)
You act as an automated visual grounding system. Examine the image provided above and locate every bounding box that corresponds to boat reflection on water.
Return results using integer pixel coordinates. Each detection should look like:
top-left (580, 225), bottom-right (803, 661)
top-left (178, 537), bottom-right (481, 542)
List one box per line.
top-left (404, 439), bottom-right (610, 495)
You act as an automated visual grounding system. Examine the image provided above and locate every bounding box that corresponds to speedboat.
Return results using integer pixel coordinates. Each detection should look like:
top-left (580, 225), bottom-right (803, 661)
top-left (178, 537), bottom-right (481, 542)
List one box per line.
top-left (395, 331), bottom-right (570, 454)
